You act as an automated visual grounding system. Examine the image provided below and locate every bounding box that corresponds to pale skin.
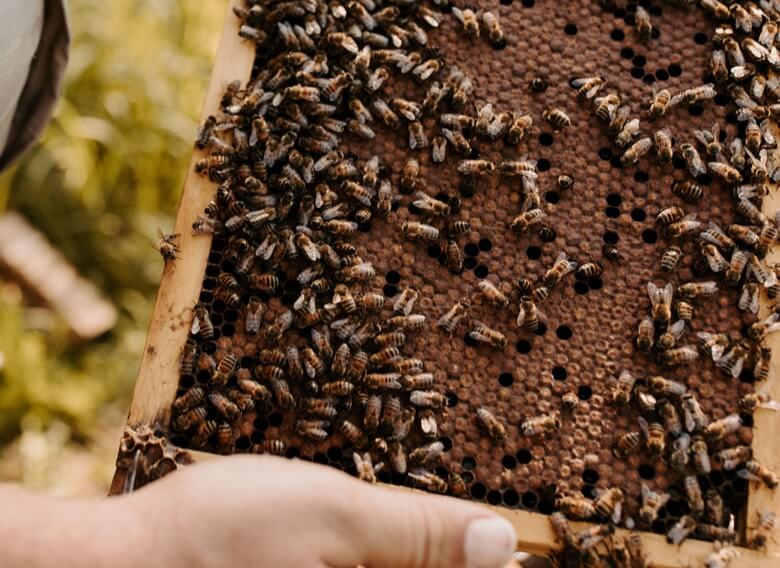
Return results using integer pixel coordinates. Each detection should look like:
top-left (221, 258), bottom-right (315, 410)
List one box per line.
top-left (0, 455), bottom-right (517, 568)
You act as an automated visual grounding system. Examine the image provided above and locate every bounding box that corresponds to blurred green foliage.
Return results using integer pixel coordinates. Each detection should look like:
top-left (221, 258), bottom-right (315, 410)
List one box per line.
top-left (0, 0), bottom-right (224, 448)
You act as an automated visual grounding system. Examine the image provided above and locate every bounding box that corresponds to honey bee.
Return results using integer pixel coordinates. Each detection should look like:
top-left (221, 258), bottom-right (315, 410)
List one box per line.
top-left (615, 117), bottom-right (641, 149)
top-left (353, 452), bottom-right (382, 484)
top-left (448, 471), bottom-right (468, 497)
top-left (748, 311), bottom-right (780, 340)
top-left (195, 154), bottom-right (232, 174)
top-left (660, 246), bottom-right (683, 273)
top-left (701, 243), bottom-right (729, 274)
top-left (727, 224), bottom-right (759, 247)
top-left (637, 315), bottom-right (655, 353)
top-left (457, 159), bottom-right (495, 176)
top-left (410, 390), bottom-right (447, 408)
top-left (657, 399), bottom-right (682, 437)
top-left (468, 321), bottom-right (508, 349)
top-left (708, 160), bottom-right (742, 184)
top-left (391, 407), bottom-right (417, 441)
top-left (339, 419), bottom-right (368, 449)
top-left (678, 281), bottom-right (718, 299)
top-left (755, 223), bottom-right (778, 259)
top-left (207, 392), bottom-right (240, 421)
top-left (613, 430), bottom-right (642, 459)
top-left (549, 512), bottom-right (577, 549)
top-left (671, 179), bottom-right (704, 203)
top-left (445, 239), bottom-right (463, 273)
top-left (320, 381), bottom-right (354, 397)
top-left (672, 83), bottom-right (718, 107)
top-left (739, 460), bottom-right (779, 488)
top-left (295, 419), bottom-right (329, 442)
top-left (635, 5), bottom-right (653, 41)
top-left (668, 433), bottom-right (691, 473)
top-left (497, 159), bottom-right (537, 178)
top-left (705, 414), bottom-right (743, 441)
top-left (542, 107), bottom-right (571, 129)
top-left (507, 114), bottom-right (533, 145)
top-left (750, 511), bottom-right (776, 549)
top-left (216, 422), bottom-right (234, 455)
top-left (408, 470), bottom-right (448, 493)
top-left (408, 121), bottom-right (427, 149)
top-left (388, 314), bottom-right (426, 330)
top-left (648, 88), bottom-right (671, 119)
top-left (510, 208), bottom-right (546, 234)
top-left (650, 375), bottom-right (686, 398)
top-left (650, 128), bottom-right (673, 163)
top-left (300, 397), bottom-right (338, 419)
top-left (561, 391), bottom-right (578, 411)
top-left (237, 378), bottom-right (272, 403)
top-left (754, 343), bottom-right (771, 381)
top-left (639, 416), bottom-right (666, 456)
top-left (441, 128), bottom-right (472, 156)
top-left (640, 483), bottom-right (671, 524)
top-left (476, 407), bottom-right (506, 441)
top-left (452, 6), bottom-right (479, 38)
top-left (611, 370), bottom-right (636, 406)
top-left (211, 353), bottom-right (238, 388)
top-left (704, 545), bottom-right (740, 568)
top-left (438, 300), bottom-right (470, 334)
top-left (338, 262), bottom-right (376, 282)
top-left (593, 487), bottom-right (624, 524)
top-left (517, 297), bottom-right (544, 332)
top-left (399, 158), bottom-right (420, 193)
top-left (578, 524), bottom-right (614, 551)
top-left (476, 279), bottom-right (509, 308)
top-left (402, 221), bottom-right (440, 241)
top-left (679, 394), bottom-right (708, 435)
top-left (191, 304), bottom-right (214, 340)
top-left (572, 75), bottom-right (606, 102)
top-left (662, 345), bottom-right (699, 366)
top-left (555, 494), bottom-right (596, 520)
top-left (189, 417), bottom-right (216, 448)
top-left (622, 136), bottom-right (653, 166)
top-left (715, 445), bottom-right (752, 470)
top-left (409, 441), bottom-right (445, 465)
top-left (543, 252), bottom-right (577, 288)
top-left (683, 475), bottom-right (705, 517)
top-left (521, 414), bottom-right (560, 437)
top-left (418, 408), bottom-right (438, 439)
top-left (647, 281), bottom-right (673, 329)
top-left (479, 10), bottom-right (505, 49)
top-left (667, 515), bottom-right (697, 545)
top-left (387, 441), bottom-right (407, 474)
top-left (740, 388), bottom-right (780, 413)
top-left (431, 136), bottom-right (446, 162)
top-left (393, 287), bottom-right (419, 316)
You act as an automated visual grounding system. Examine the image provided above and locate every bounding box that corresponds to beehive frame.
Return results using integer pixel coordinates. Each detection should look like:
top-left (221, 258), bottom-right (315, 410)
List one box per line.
top-left (111, 1), bottom-right (780, 565)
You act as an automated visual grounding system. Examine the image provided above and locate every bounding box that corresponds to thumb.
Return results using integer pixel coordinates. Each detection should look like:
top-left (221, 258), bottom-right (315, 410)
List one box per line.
top-left (326, 481), bottom-right (517, 568)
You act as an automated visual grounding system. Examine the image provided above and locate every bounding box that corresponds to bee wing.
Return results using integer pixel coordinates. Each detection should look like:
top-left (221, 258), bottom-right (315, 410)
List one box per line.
top-left (612, 501), bottom-right (623, 525)
top-left (759, 400), bottom-right (780, 412)
top-left (451, 6), bottom-right (465, 23)
top-left (662, 282), bottom-right (674, 308)
top-left (669, 92), bottom-right (685, 108)
top-left (647, 282), bottom-right (660, 307)
top-left (738, 469), bottom-right (761, 483)
top-left (670, 319), bottom-right (686, 338)
top-left (516, 305), bottom-right (526, 327)
top-left (692, 129), bottom-right (709, 147)
top-left (641, 482), bottom-right (651, 502)
top-left (190, 315), bottom-right (201, 336)
top-left (638, 416), bottom-right (650, 438)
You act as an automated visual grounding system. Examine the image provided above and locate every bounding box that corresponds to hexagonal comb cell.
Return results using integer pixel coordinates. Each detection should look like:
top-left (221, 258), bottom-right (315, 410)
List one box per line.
top-left (165, 0), bottom-right (773, 546)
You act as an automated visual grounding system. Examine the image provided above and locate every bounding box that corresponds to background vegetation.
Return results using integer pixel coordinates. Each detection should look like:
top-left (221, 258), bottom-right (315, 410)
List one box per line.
top-left (0, 0), bottom-right (224, 495)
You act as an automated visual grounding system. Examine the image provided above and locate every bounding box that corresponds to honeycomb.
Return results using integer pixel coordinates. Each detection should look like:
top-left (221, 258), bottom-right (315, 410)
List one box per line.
top-left (164, 0), bottom-right (770, 546)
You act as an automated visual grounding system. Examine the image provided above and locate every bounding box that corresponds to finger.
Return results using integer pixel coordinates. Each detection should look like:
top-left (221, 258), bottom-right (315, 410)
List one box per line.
top-left (323, 481), bottom-right (517, 568)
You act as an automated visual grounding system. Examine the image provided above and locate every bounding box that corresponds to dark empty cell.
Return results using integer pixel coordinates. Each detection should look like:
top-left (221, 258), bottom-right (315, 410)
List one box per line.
top-left (620, 46), bottom-right (634, 59)
top-left (655, 68), bottom-right (669, 81)
top-left (327, 446), bottom-right (342, 462)
top-left (202, 342), bottom-right (217, 355)
top-left (464, 332), bottom-right (478, 347)
top-left (714, 93), bottom-right (729, 106)
top-left (383, 284), bottom-right (398, 297)
top-left (739, 368), bottom-right (756, 384)
top-left (552, 366), bottom-right (568, 381)
top-left (589, 277), bottom-right (604, 290)
top-left (606, 207), bottom-right (621, 218)
top-left (688, 104), bottom-right (704, 116)
top-left (463, 257), bottom-right (478, 270)
top-left (516, 340), bottom-right (532, 354)
top-left (377, 470), bottom-right (392, 484)
top-left (598, 147), bottom-right (613, 160)
top-left (202, 278), bottom-right (217, 290)
top-left (725, 112), bottom-right (738, 124)
top-left (696, 173), bottom-right (712, 185)
top-left (391, 201), bottom-right (400, 211)
top-left (281, 294), bottom-right (296, 307)
top-left (632, 54), bottom-right (646, 67)
top-left (446, 391), bottom-right (459, 407)
top-left (441, 437), bottom-right (453, 451)
top-left (221, 323), bottom-right (235, 337)
top-left (313, 452), bottom-right (328, 465)
top-left (502, 455), bottom-right (517, 469)
top-left (638, 464), bottom-right (656, 479)
top-left (180, 375), bottom-right (195, 389)
top-left (464, 243), bottom-right (479, 256)
top-left (723, 469), bottom-right (737, 483)
top-left (634, 170), bottom-right (649, 183)
top-left (537, 158), bottom-right (551, 171)
top-left (195, 372), bottom-right (208, 387)
top-left (358, 221), bottom-right (371, 232)
top-left (564, 23), bottom-right (577, 35)
top-left (740, 412), bottom-right (754, 428)
top-left (545, 191), bottom-right (560, 204)
top-left (556, 325), bottom-right (572, 340)
top-left (285, 447), bottom-right (301, 459)
top-left (521, 491), bottom-right (538, 509)
top-left (521, 0), bottom-right (534, 6)
top-left (624, 13), bottom-right (636, 25)
top-left (718, 129), bottom-right (727, 142)
top-left (487, 490), bottom-right (503, 505)
top-left (534, 322), bottom-right (547, 336)
top-left (474, 265), bottom-right (489, 278)
top-left (631, 208), bottom-right (647, 222)
top-left (582, 469), bottom-right (599, 484)
top-left (240, 356), bottom-right (254, 368)
top-left (516, 449), bottom-right (533, 464)
top-left (651, 27), bottom-right (660, 39)
top-left (503, 489), bottom-right (520, 507)
top-left (539, 132), bottom-right (554, 146)
top-left (672, 154), bottom-right (686, 169)
top-left (610, 155), bottom-right (623, 169)
top-left (269, 413), bottom-right (283, 427)
top-left (578, 385), bottom-right (593, 400)
top-left (538, 500), bottom-right (554, 515)
top-left (500, 0), bottom-right (512, 4)
top-left (614, 8), bottom-right (626, 18)
top-left (427, 243), bottom-right (442, 258)
top-left (693, 32), bottom-right (708, 44)
top-left (527, 246), bottom-right (542, 259)
top-left (208, 252), bottom-right (221, 265)
top-left (470, 483), bottom-right (487, 500)
top-left (211, 299), bottom-right (226, 313)
top-left (642, 229), bottom-right (658, 244)
top-left (574, 281), bottom-right (589, 295)
top-left (478, 238), bottom-right (493, 252)
top-left (606, 193), bottom-right (622, 206)
top-left (235, 436), bottom-right (251, 451)
top-left (223, 309), bottom-right (239, 323)
top-left (385, 270), bottom-right (401, 285)
top-left (447, 195), bottom-right (462, 214)
top-left (611, 28), bottom-right (625, 41)
top-left (668, 63), bottom-right (682, 77)
top-left (498, 372), bottom-right (514, 387)
top-left (408, 203), bottom-right (422, 215)
top-left (603, 230), bottom-right (619, 245)
top-left (650, 4), bottom-right (662, 16)
top-left (643, 74), bottom-right (656, 85)
top-left (461, 471), bottom-right (474, 484)
top-left (665, 500), bottom-right (683, 517)
top-left (581, 485), bottom-right (596, 499)
top-left (205, 264), bottom-right (219, 278)
top-left (171, 435), bottom-right (190, 449)
top-left (651, 520), bottom-right (665, 534)
top-left (626, 1), bottom-right (637, 11)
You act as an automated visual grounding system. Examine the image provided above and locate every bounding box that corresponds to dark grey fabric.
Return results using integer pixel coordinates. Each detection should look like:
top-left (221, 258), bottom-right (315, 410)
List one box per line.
top-left (0, 0), bottom-right (69, 171)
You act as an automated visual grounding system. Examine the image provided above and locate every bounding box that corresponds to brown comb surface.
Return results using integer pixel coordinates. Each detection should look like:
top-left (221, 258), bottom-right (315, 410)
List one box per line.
top-left (173, 0), bottom-right (756, 538)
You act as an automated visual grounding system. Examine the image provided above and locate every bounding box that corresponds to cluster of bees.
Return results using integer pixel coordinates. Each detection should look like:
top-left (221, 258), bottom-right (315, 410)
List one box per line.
top-left (154, 0), bottom-right (780, 564)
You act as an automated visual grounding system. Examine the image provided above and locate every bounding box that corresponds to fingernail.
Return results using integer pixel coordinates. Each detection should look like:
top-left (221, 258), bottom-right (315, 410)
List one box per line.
top-left (464, 517), bottom-right (517, 568)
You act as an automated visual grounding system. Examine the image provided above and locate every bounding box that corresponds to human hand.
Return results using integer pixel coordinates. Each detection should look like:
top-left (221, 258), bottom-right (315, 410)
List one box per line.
top-left (113, 455), bottom-right (517, 568)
